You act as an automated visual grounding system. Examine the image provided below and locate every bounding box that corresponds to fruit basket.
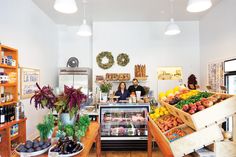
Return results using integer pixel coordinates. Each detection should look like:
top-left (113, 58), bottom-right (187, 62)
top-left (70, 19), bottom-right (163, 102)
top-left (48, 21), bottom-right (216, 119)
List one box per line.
top-left (160, 93), bottom-right (236, 130)
top-left (149, 118), bottom-right (223, 157)
top-left (15, 140), bottom-right (51, 156)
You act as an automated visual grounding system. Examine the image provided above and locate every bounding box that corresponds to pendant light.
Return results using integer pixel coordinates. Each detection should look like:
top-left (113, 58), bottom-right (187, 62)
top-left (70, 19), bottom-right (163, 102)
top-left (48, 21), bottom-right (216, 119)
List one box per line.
top-left (165, 0), bottom-right (181, 36)
top-left (77, 0), bottom-right (92, 37)
top-left (165, 18), bottom-right (181, 35)
top-left (187, 0), bottom-right (212, 13)
top-left (54, 0), bottom-right (78, 14)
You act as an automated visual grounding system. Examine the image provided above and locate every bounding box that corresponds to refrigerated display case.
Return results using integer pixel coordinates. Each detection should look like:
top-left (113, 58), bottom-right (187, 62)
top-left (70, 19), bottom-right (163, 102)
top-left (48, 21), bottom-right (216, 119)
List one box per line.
top-left (58, 67), bottom-right (92, 95)
top-left (99, 103), bottom-right (150, 150)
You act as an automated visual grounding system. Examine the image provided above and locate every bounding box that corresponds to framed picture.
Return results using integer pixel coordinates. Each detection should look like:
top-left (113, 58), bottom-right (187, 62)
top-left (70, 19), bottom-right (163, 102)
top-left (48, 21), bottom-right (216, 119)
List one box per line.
top-left (157, 67), bottom-right (183, 80)
top-left (20, 67), bottom-right (40, 99)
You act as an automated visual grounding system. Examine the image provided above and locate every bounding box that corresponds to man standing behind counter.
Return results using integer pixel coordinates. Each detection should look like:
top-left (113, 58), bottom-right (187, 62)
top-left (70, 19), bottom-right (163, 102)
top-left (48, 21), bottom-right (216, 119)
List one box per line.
top-left (128, 78), bottom-right (145, 96)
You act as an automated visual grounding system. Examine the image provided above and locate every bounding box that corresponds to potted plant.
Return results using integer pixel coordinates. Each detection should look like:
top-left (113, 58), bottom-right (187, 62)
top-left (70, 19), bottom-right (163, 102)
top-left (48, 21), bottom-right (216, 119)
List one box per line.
top-left (31, 83), bottom-right (87, 125)
top-left (37, 113), bottom-right (55, 141)
top-left (30, 83), bottom-right (57, 110)
top-left (99, 81), bottom-right (112, 102)
top-left (55, 85), bottom-right (87, 125)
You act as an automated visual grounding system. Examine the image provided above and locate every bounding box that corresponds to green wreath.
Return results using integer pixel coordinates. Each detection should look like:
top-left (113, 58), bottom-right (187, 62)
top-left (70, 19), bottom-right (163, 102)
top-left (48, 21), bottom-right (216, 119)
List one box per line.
top-left (117, 53), bottom-right (130, 66)
top-left (96, 51), bottom-right (114, 69)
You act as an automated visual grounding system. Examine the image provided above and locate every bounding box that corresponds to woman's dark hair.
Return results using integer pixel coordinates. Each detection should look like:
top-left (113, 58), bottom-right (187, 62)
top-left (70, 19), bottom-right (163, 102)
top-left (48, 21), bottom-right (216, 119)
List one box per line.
top-left (118, 82), bottom-right (127, 91)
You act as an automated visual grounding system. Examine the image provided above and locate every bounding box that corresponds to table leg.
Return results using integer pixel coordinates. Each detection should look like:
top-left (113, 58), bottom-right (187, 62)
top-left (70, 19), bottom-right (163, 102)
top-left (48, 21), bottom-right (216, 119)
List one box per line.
top-left (96, 127), bottom-right (101, 157)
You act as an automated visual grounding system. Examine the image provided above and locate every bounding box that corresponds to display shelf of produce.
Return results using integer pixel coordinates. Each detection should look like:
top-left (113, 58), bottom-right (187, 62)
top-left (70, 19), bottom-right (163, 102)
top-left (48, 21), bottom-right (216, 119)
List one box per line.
top-left (148, 118), bottom-right (223, 157)
top-left (0, 101), bottom-right (17, 106)
top-left (0, 118), bottom-right (27, 131)
top-left (0, 64), bottom-right (17, 69)
top-left (11, 134), bottom-right (19, 141)
top-left (0, 83), bottom-right (17, 87)
top-left (160, 93), bottom-right (236, 130)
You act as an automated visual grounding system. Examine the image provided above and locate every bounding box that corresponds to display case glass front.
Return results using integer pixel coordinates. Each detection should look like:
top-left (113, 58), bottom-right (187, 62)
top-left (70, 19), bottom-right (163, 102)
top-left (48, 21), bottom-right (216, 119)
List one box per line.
top-left (99, 103), bottom-right (150, 140)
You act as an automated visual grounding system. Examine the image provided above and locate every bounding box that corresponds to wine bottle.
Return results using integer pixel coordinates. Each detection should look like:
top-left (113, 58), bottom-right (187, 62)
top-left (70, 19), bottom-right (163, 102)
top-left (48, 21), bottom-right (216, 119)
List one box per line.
top-left (0, 107), bottom-right (5, 124)
top-left (10, 105), bottom-right (15, 121)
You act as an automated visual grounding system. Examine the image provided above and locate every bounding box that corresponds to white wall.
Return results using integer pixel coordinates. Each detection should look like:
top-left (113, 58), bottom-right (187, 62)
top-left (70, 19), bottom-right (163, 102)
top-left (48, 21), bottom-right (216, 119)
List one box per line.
top-left (200, 0), bottom-right (236, 87)
top-left (0, 0), bottom-right (58, 139)
top-left (92, 22), bottom-right (200, 97)
top-left (58, 26), bottom-right (92, 68)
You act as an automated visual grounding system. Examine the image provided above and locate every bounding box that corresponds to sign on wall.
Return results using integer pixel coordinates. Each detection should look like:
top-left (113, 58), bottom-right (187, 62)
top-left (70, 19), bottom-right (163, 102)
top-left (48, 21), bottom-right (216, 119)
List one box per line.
top-left (20, 67), bottom-right (40, 99)
top-left (157, 67), bottom-right (183, 80)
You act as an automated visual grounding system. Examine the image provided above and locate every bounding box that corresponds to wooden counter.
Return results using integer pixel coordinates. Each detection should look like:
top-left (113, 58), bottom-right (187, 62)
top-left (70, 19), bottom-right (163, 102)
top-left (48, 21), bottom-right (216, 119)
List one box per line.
top-left (14, 121), bottom-right (101, 157)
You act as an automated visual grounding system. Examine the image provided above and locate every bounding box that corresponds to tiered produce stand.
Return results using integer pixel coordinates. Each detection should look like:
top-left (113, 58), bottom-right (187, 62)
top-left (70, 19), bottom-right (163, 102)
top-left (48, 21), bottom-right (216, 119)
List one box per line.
top-left (148, 87), bottom-right (236, 157)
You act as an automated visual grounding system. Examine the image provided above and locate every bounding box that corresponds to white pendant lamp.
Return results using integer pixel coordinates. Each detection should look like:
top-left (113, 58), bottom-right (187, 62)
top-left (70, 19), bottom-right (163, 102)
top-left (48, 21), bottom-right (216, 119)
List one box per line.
top-left (54, 0), bottom-right (78, 14)
top-left (187, 0), bottom-right (212, 12)
top-left (77, 0), bottom-right (92, 37)
top-left (77, 20), bottom-right (92, 36)
top-left (165, 0), bottom-right (181, 36)
top-left (165, 18), bottom-right (181, 35)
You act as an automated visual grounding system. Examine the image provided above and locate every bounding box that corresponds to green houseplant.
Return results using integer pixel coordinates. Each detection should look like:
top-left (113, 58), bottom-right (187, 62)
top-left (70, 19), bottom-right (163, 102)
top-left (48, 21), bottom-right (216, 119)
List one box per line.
top-left (37, 113), bottom-right (55, 141)
top-left (99, 81), bottom-right (112, 93)
top-left (55, 85), bottom-right (87, 125)
top-left (99, 81), bottom-right (112, 102)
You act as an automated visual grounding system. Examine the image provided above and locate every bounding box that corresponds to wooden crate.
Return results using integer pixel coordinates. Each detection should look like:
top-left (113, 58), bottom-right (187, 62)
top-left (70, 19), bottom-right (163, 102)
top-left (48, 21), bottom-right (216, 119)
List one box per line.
top-left (159, 94), bottom-right (236, 130)
top-left (149, 118), bottom-right (223, 157)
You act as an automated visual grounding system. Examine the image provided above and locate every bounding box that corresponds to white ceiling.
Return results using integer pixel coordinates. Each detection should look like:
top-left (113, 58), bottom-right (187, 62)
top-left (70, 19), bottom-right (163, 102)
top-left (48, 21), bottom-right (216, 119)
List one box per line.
top-left (33, 0), bottom-right (221, 26)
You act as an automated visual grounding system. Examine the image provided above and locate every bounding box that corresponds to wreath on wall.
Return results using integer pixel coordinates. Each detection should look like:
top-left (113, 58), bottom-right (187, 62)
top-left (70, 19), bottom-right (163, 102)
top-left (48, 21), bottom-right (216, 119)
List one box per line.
top-left (117, 53), bottom-right (130, 67)
top-left (96, 51), bottom-right (114, 69)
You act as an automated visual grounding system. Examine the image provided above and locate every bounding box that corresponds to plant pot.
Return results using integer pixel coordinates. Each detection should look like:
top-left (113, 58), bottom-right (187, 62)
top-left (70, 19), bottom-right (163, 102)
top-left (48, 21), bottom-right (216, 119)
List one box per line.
top-left (100, 92), bottom-right (108, 102)
top-left (60, 113), bottom-right (76, 125)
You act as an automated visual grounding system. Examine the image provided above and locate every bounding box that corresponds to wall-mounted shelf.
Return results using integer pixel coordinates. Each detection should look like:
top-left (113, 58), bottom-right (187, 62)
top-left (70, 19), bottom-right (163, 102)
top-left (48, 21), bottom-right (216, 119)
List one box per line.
top-left (0, 83), bottom-right (17, 87)
top-left (0, 100), bottom-right (17, 106)
top-left (0, 44), bottom-right (26, 157)
top-left (0, 64), bottom-right (17, 69)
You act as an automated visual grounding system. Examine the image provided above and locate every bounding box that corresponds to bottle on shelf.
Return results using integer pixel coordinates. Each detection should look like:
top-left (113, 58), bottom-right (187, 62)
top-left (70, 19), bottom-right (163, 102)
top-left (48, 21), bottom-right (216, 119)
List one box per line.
top-left (0, 106), bottom-right (5, 124)
top-left (10, 105), bottom-right (15, 121)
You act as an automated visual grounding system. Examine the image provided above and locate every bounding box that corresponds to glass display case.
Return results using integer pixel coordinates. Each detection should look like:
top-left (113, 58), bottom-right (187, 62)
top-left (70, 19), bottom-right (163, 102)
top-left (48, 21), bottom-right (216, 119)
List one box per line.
top-left (99, 103), bottom-right (150, 150)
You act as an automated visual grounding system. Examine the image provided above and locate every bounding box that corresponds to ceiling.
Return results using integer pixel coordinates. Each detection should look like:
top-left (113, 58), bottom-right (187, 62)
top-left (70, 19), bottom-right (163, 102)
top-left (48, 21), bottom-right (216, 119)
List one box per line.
top-left (33, 0), bottom-right (221, 26)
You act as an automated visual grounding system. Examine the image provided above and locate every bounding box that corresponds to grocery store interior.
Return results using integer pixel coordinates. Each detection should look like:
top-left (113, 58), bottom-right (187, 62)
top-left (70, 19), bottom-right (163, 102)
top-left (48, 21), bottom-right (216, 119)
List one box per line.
top-left (0, 0), bottom-right (236, 156)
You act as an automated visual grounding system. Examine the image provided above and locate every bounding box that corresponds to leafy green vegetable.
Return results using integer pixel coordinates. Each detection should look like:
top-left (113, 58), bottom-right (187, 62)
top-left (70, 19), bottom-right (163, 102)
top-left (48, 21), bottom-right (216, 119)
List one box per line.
top-left (57, 115), bottom-right (91, 141)
top-left (176, 92), bottom-right (213, 109)
top-left (64, 125), bottom-right (74, 137)
top-left (37, 113), bottom-right (55, 140)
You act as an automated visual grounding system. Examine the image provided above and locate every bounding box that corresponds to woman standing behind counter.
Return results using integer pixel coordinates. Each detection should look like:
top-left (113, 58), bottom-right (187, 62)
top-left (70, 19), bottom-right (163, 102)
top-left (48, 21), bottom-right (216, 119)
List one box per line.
top-left (115, 82), bottom-right (130, 102)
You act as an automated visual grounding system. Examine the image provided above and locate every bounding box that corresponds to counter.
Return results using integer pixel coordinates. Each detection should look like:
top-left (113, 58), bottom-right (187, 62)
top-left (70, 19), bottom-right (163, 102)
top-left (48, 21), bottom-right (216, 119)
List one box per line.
top-left (99, 103), bottom-right (150, 150)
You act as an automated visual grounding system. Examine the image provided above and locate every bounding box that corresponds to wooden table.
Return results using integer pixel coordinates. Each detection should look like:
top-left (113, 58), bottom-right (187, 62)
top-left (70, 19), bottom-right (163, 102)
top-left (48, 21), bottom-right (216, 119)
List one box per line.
top-left (147, 120), bottom-right (173, 157)
top-left (15, 121), bottom-right (101, 157)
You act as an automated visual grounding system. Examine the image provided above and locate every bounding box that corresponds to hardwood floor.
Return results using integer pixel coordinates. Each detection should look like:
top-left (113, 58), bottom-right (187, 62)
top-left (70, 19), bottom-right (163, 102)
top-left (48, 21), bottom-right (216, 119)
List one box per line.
top-left (89, 149), bottom-right (164, 157)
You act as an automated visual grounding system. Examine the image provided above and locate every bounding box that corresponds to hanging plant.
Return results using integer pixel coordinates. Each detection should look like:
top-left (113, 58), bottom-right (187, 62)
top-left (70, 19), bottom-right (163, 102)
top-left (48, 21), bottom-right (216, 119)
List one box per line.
top-left (96, 51), bottom-right (114, 69)
top-left (117, 53), bottom-right (130, 67)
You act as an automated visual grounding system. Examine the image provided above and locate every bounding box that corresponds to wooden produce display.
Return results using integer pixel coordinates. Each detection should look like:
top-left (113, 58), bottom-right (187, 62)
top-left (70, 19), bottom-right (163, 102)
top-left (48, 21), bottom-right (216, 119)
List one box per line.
top-left (148, 118), bottom-right (223, 157)
top-left (160, 93), bottom-right (236, 130)
top-left (0, 44), bottom-right (26, 157)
